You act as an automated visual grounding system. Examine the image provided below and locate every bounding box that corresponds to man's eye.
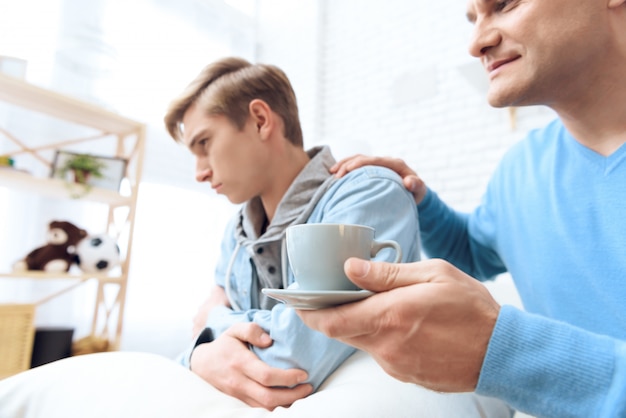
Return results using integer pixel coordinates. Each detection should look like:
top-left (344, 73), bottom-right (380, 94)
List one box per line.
top-left (495, 0), bottom-right (513, 12)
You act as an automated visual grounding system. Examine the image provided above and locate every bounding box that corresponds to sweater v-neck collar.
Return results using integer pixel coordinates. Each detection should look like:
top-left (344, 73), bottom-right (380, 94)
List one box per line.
top-left (561, 125), bottom-right (626, 175)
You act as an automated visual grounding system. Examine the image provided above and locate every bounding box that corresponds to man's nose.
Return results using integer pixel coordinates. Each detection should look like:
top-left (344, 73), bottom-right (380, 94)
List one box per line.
top-left (468, 18), bottom-right (500, 58)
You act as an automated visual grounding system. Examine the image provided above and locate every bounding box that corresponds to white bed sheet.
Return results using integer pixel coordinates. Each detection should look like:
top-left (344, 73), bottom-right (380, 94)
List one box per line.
top-left (0, 350), bottom-right (512, 418)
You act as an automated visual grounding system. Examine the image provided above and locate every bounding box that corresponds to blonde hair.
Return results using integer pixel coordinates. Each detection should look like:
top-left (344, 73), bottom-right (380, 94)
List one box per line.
top-left (164, 57), bottom-right (303, 146)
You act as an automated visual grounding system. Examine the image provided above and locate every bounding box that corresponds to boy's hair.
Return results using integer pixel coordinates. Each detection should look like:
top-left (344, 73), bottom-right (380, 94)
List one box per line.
top-left (164, 57), bottom-right (303, 147)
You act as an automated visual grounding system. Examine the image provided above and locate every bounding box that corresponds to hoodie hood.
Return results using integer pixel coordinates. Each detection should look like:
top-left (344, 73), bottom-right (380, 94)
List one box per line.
top-left (231, 146), bottom-right (337, 308)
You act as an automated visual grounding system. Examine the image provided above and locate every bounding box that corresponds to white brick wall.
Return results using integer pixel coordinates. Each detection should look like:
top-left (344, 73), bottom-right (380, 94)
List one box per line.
top-left (315, 0), bottom-right (556, 211)
top-left (257, 0), bottom-right (555, 210)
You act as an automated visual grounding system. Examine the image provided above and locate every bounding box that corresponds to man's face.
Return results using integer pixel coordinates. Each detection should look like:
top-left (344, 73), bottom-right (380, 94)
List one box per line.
top-left (465, 0), bottom-right (609, 108)
top-left (181, 103), bottom-right (270, 204)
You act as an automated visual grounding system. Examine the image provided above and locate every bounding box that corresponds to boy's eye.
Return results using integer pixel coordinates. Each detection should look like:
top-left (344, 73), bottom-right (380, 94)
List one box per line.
top-left (197, 138), bottom-right (211, 153)
top-left (189, 138), bottom-right (210, 156)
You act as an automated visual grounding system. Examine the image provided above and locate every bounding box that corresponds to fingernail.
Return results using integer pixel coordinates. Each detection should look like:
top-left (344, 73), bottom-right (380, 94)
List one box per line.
top-left (346, 258), bottom-right (370, 278)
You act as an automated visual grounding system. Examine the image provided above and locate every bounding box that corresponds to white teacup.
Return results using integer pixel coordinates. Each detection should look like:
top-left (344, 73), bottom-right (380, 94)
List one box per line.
top-left (285, 223), bottom-right (403, 291)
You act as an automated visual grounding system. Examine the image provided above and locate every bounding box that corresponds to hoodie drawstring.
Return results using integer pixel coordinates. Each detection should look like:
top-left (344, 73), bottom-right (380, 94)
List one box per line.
top-left (224, 242), bottom-right (242, 311)
top-left (225, 237), bottom-right (291, 311)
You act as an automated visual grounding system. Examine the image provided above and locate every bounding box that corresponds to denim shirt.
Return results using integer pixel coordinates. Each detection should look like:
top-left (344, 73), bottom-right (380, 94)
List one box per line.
top-left (179, 146), bottom-right (421, 391)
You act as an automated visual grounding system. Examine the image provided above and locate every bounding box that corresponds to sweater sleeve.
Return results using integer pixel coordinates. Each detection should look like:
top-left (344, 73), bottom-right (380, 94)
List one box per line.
top-left (477, 305), bottom-right (626, 417)
top-left (417, 188), bottom-right (506, 280)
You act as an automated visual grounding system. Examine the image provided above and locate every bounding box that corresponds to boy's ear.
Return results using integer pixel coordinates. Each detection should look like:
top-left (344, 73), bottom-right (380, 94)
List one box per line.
top-left (249, 99), bottom-right (273, 139)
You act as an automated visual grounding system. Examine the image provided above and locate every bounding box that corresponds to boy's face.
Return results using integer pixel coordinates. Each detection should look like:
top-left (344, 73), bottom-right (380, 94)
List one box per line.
top-left (181, 103), bottom-right (270, 204)
top-left (466, 0), bottom-right (608, 109)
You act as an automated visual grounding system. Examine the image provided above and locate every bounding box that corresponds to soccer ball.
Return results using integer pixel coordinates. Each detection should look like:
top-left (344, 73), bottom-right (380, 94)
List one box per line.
top-left (75, 234), bottom-right (121, 274)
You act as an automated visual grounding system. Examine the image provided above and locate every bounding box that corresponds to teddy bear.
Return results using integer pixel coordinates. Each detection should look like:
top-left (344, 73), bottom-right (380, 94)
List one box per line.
top-left (13, 220), bottom-right (88, 273)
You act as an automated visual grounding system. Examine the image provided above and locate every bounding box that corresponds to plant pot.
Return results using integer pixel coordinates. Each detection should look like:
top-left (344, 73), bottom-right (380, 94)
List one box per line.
top-left (72, 169), bottom-right (91, 185)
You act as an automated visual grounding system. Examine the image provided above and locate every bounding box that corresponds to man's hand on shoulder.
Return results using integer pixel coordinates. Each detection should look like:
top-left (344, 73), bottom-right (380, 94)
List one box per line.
top-left (330, 154), bottom-right (427, 204)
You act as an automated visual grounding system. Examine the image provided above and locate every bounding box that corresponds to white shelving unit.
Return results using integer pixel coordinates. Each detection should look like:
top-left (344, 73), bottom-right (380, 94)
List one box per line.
top-left (0, 73), bottom-right (146, 360)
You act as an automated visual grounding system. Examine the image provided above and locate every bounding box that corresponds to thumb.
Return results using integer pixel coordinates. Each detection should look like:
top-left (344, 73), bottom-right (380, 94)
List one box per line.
top-left (344, 258), bottom-right (435, 292)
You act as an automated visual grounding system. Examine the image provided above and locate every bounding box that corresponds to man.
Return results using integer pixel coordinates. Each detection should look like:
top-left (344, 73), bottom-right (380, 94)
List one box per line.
top-left (297, 1), bottom-right (626, 417)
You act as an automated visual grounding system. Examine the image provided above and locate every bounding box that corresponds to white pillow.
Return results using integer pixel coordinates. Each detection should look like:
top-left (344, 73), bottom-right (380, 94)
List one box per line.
top-left (0, 350), bottom-right (511, 418)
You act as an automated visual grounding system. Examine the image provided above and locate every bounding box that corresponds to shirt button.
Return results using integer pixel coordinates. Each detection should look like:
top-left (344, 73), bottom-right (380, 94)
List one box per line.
top-left (268, 266), bottom-right (276, 274)
top-left (256, 247), bottom-right (264, 254)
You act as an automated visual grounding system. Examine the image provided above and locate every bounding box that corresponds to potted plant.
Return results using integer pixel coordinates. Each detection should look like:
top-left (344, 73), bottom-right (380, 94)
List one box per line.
top-left (55, 153), bottom-right (108, 198)
top-left (58, 153), bottom-right (106, 185)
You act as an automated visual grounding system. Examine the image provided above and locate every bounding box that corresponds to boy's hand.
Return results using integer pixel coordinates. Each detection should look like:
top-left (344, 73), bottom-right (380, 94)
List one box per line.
top-left (190, 322), bottom-right (312, 410)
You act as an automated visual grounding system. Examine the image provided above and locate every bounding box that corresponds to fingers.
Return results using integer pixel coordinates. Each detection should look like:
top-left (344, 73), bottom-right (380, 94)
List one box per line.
top-left (224, 323), bottom-right (310, 391)
top-left (298, 260), bottom-right (501, 393)
top-left (191, 329), bottom-right (312, 410)
top-left (329, 154), bottom-right (428, 202)
top-left (298, 260), bottom-right (446, 341)
top-left (330, 154), bottom-right (370, 177)
top-left (230, 353), bottom-right (312, 409)
top-left (239, 380), bottom-right (313, 410)
top-left (225, 322), bottom-right (273, 348)
top-left (329, 155), bottom-right (357, 173)
top-left (243, 357), bottom-right (310, 390)
top-left (297, 289), bottom-right (397, 341)
top-left (247, 383), bottom-right (314, 410)
top-left (334, 155), bottom-right (416, 179)
top-left (331, 155), bottom-right (415, 178)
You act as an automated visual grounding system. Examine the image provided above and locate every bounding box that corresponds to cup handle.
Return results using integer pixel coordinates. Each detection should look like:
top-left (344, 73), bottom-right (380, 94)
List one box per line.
top-left (371, 240), bottom-right (403, 263)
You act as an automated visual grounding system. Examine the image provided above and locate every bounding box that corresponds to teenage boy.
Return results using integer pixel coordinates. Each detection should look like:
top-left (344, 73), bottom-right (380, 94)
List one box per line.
top-left (0, 57), bottom-right (508, 418)
top-left (163, 56), bottom-right (421, 408)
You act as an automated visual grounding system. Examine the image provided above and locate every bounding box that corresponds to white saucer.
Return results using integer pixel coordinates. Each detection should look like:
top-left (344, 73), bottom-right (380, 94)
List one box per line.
top-left (262, 288), bottom-right (374, 310)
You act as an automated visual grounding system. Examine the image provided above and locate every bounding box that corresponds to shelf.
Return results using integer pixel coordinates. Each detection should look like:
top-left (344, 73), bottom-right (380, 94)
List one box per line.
top-left (0, 168), bottom-right (132, 206)
top-left (0, 73), bottom-right (143, 135)
top-left (1, 74), bottom-right (146, 351)
top-left (0, 271), bottom-right (124, 283)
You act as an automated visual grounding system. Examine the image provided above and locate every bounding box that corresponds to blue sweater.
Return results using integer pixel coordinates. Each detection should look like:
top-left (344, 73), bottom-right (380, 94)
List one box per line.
top-left (418, 119), bottom-right (626, 417)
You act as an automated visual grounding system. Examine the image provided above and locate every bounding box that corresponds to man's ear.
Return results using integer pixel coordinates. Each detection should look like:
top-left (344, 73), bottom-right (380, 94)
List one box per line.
top-left (248, 99), bottom-right (273, 139)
